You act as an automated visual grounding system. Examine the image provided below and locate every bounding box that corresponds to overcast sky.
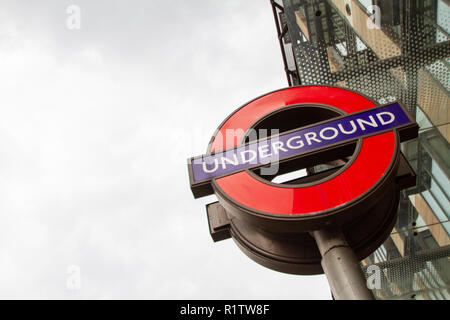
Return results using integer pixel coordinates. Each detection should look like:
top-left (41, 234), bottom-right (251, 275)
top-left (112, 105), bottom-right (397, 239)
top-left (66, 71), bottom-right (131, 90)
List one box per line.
top-left (0, 0), bottom-right (331, 299)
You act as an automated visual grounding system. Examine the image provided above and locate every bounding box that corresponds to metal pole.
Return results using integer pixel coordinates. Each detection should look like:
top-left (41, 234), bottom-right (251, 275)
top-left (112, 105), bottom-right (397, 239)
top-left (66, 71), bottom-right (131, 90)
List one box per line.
top-left (311, 228), bottom-right (375, 300)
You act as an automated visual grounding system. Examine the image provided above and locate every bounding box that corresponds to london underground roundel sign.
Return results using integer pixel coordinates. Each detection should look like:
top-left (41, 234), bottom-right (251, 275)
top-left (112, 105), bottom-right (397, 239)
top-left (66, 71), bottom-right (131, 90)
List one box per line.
top-left (188, 86), bottom-right (418, 274)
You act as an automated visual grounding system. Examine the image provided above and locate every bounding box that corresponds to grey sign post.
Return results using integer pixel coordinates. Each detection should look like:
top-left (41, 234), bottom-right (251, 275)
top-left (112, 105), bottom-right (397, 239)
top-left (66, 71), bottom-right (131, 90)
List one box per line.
top-left (312, 228), bottom-right (375, 300)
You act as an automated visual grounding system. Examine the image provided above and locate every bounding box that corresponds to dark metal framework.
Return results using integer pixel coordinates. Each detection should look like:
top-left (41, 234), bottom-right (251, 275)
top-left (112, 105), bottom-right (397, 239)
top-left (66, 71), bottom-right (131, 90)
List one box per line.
top-left (271, 0), bottom-right (301, 86)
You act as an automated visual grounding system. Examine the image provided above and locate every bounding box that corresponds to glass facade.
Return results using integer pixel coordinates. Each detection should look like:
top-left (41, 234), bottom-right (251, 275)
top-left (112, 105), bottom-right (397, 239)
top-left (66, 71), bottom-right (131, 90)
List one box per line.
top-left (271, 0), bottom-right (449, 299)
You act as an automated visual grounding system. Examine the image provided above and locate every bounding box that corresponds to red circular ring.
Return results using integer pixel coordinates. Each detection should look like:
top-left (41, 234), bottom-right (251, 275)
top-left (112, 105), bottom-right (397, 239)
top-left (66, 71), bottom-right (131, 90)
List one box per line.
top-left (209, 86), bottom-right (396, 215)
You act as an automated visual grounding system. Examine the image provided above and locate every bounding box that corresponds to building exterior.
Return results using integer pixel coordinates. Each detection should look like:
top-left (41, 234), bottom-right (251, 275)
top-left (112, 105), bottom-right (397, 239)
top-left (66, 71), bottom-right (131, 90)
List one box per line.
top-left (270, 0), bottom-right (449, 299)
